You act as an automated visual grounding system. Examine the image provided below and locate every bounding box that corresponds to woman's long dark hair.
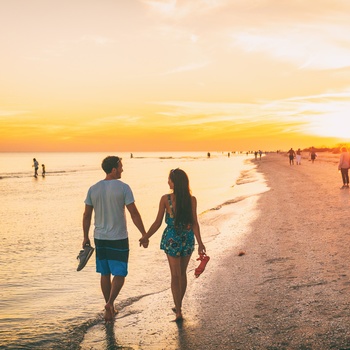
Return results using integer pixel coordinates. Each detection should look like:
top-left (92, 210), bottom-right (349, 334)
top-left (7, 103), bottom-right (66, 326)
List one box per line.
top-left (169, 168), bottom-right (193, 227)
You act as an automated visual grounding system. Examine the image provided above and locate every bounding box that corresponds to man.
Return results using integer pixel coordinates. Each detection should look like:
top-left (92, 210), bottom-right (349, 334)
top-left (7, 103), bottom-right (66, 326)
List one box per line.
top-left (33, 158), bottom-right (39, 177)
top-left (82, 156), bottom-right (147, 322)
top-left (287, 148), bottom-right (296, 165)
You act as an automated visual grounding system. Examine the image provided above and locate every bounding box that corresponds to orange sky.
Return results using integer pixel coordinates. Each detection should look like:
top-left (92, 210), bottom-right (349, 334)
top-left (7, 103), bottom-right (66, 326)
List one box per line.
top-left (1, 0), bottom-right (350, 152)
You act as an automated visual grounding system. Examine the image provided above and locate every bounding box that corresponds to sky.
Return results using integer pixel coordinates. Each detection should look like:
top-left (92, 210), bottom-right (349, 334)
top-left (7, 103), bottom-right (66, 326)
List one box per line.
top-left (1, 0), bottom-right (350, 152)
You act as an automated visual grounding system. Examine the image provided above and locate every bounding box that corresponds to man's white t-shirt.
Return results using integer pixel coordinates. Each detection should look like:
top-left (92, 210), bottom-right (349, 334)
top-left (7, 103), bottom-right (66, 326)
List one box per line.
top-left (84, 179), bottom-right (135, 240)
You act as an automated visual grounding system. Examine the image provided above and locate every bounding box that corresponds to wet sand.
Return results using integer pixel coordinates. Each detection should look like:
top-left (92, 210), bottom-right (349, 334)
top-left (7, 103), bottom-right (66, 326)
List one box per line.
top-left (182, 152), bottom-right (350, 349)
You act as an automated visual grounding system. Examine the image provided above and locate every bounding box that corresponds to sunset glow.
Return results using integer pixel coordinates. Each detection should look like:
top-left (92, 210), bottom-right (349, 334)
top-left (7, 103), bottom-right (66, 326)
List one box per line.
top-left (1, 0), bottom-right (350, 152)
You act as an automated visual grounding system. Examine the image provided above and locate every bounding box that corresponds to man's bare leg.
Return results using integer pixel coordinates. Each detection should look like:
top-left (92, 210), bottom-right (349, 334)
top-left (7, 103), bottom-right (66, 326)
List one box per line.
top-left (101, 274), bottom-right (112, 303)
top-left (102, 275), bottom-right (125, 322)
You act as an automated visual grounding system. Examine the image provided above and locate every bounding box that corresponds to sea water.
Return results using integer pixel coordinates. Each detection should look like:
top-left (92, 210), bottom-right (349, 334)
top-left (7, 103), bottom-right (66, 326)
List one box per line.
top-left (0, 151), bottom-right (264, 349)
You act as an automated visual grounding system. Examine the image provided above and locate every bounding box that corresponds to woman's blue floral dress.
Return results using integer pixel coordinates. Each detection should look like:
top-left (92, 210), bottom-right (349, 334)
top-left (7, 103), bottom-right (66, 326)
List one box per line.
top-left (160, 195), bottom-right (195, 257)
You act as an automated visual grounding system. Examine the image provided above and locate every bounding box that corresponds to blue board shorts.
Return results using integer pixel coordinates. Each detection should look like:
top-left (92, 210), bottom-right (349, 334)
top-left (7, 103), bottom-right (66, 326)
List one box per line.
top-left (94, 238), bottom-right (129, 277)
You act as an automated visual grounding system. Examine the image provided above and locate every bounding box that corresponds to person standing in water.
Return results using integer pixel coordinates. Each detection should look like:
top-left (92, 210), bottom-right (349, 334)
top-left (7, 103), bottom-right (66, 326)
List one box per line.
top-left (139, 168), bottom-right (206, 322)
top-left (42, 164), bottom-right (46, 177)
top-left (32, 158), bottom-right (39, 177)
top-left (82, 156), bottom-right (148, 322)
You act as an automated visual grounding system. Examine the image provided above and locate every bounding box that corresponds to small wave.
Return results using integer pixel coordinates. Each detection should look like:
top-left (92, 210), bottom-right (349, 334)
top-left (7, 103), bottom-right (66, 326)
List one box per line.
top-left (235, 168), bottom-right (257, 185)
top-left (0, 170), bottom-right (77, 180)
top-left (205, 195), bottom-right (253, 212)
top-left (115, 291), bottom-right (168, 318)
top-left (11, 315), bottom-right (104, 350)
top-left (133, 156), bottom-right (204, 160)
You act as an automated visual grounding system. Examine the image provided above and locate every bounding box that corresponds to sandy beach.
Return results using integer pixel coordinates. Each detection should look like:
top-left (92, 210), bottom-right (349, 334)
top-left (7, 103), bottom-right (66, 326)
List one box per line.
top-left (79, 151), bottom-right (350, 350)
top-left (180, 152), bottom-right (350, 349)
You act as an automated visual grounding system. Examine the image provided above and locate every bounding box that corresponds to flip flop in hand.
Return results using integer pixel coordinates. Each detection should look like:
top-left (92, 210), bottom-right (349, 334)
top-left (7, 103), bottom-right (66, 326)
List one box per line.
top-left (194, 253), bottom-right (210, 278)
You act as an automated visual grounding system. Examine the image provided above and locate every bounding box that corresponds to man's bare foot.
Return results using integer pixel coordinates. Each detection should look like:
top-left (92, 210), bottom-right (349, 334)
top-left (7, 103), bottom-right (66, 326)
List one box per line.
top-left (174, 313), bottom-right (183, 323)
top-left (104, 303), bottom-right (115, 323)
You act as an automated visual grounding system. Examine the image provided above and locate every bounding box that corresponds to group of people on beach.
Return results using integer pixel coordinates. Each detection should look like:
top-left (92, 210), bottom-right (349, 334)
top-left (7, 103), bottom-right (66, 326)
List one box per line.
top-left (287, 147), bottom-right (350, 189)
top-left (287, 147), bottom-right (316, 165)
top-left (81, 156), bottom-right (206, 323)
top-left (32, 158), bottom-right (46, 178)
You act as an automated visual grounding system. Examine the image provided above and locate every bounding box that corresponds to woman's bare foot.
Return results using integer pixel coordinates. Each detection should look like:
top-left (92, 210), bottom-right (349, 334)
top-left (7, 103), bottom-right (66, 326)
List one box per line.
top-left (104, 303), bottom-right (115, 323)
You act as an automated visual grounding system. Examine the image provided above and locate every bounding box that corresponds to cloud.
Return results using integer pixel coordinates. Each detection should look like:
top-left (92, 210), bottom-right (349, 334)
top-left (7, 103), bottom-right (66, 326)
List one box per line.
top-left (233, 22), bottom-right (350, 70)
top-left (85, 115), bottom-right (141, 127)
top-left (79, 35), bottom-right (116, 46)
top-left (163, 61), bottom-right (209, 74)
top-left (27, 35), bottom-right (116, 61)
top-left (154, 90), bottom-right (350, 138)
top-left (140, 0), bottom-right (228, 17)
top-left (0, 110), bottom-right (29, 117)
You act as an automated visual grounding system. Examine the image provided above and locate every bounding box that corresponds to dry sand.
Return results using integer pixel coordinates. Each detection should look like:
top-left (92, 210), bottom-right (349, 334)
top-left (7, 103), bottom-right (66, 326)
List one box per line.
top-left (181, 152), bottom-right (350, 350)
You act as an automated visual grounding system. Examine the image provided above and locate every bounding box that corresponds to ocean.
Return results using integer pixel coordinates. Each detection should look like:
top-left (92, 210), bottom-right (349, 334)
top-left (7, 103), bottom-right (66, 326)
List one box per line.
top-left (0, 151), bottom-right (266, 349)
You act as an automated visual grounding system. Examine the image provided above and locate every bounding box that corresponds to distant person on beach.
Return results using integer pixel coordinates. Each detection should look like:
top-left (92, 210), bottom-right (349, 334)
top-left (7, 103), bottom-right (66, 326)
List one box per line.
top-left (338, 147), bottom-right (350, 189)
top-left (296, 148), bottom-right (302, 165)
top-left (42, 164), bottom-right (46, 177)
top-left (287, 148), bottom-right (296, 165)
top-left (82, 156), bottom-right (148, 322)
top-left (139, 168), bottom-right (206, 322)
top-left (32, 158), bottom-right (39, 177)
top-left (310, 147), bottom-right (317, 163)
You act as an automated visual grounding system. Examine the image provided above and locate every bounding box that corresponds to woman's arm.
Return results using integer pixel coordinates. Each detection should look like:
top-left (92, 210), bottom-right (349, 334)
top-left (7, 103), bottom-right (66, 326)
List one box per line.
top-left (139, 195), bottom-right (166, 245)
top-left (191, 196), bottom-right (206, 255)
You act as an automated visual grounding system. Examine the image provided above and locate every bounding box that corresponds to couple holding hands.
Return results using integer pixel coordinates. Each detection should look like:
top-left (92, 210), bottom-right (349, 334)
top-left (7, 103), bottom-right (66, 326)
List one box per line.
top-left (81, 156), bottom-right (207, 323)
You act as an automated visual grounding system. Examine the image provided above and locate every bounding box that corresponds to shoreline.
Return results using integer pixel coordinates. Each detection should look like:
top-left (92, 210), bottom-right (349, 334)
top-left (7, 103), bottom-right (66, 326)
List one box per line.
top-left (80, 156), bottom-right (267, 350)
top-left (81, 151), bottom-right (350, 349)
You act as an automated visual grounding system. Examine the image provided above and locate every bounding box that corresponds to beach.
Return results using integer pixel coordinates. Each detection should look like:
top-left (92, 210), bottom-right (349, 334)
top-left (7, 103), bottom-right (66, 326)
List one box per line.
top-left (87, 151), bottom-right (350, 350)
top-left (3, 151), bottom-right (350, 349)
top-left (0, 151), bottom-right (262, 349)
top-left (176, 152), bottom-right (350, 349)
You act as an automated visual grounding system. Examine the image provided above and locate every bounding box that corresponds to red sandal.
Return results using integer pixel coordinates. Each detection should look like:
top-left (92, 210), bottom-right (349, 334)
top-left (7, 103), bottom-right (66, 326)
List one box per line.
top-left (194, 253), bottom-right (210, 278)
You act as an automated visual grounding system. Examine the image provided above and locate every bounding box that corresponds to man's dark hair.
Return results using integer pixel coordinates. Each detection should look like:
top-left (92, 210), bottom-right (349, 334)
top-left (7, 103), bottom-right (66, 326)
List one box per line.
top-left (101, 156), bottom-right (121, 174)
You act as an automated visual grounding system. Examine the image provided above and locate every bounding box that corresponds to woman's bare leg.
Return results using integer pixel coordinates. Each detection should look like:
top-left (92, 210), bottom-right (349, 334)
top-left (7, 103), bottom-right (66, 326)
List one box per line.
top-left (167, 254), bottom-right (191, 321)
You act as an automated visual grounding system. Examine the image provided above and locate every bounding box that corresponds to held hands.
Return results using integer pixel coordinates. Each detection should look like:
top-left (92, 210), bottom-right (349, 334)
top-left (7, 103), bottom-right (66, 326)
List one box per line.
top-left (139, 236), bottom-right (149, 248)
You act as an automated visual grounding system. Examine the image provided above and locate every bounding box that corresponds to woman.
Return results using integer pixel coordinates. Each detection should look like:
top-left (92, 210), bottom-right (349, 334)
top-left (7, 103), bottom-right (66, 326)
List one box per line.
top-left (296, 148), bottom-right (302, 165)
top-left (338, 147), bottom-right (350, 189)
top-left (139, 168), bottom-right (206, 322)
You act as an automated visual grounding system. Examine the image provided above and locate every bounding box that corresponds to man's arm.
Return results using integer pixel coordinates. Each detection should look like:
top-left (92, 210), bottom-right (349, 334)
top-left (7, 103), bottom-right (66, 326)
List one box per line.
top-left (126, 202), bottom-right (146, 236)
top-left (82, 204), bottom-right (93, 247)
